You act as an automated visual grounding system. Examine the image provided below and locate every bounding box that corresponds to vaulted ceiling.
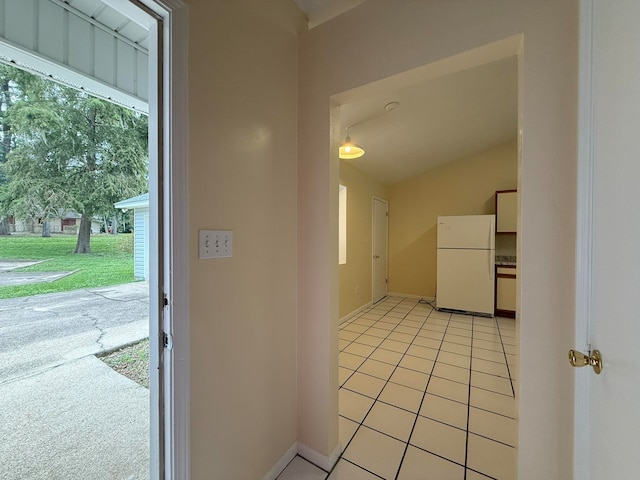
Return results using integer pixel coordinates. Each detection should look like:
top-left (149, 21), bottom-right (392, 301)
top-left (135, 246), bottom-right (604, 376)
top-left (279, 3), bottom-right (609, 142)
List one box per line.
top-left (337, 56), bottom-right (518, 185)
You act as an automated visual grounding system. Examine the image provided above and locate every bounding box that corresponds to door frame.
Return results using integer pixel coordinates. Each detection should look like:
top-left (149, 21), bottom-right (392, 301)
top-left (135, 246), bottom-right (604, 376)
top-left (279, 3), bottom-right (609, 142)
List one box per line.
top-left (123, 0), bottom-right (190, 477)
top-left (371, 196), bottom-right (389, 304)
top-left (574, 0), bottom-right (595, 477)
top-left (137, 1), bottom-right (190, 478)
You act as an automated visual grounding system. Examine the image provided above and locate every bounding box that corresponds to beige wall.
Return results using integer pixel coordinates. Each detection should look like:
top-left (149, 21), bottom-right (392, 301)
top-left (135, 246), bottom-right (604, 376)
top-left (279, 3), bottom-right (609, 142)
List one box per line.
top-left (339, 161), bottom-right (388, 319)
top-left (186, 1), bottom-right (305, 478)
top-left (298, 1), bottom-right (578, 477)
top-left (389, 142), bottom-right (517, 298)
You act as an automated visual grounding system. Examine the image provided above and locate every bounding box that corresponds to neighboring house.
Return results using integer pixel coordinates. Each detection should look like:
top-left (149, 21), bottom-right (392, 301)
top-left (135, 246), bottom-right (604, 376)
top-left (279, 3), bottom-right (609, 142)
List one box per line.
top-left (114, 193), bottom-right (149, 281)
top-left (9, 213), bottom-right (100, 234)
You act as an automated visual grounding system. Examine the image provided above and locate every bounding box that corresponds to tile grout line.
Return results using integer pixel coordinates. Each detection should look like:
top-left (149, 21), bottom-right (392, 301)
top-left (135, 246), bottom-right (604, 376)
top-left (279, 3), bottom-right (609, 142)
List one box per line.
top-left (338, 458), bottom-right (385, 479)
top-left (338, 298), bottom-right (408, 387)
top-left (333, 299), bottom-right (423, 470)
top-left (462, 315), bottom-right (476, 479)
top-left (337, 300), bottom-right (516, 480)
top-left (334, 298), bottom-right (434, 479)
top-left (495, 317), bottom-right (516, 398)
top-left (393, 311), bottom-right (453, 480)
top-left (342, 319), bottom-right (516, 402)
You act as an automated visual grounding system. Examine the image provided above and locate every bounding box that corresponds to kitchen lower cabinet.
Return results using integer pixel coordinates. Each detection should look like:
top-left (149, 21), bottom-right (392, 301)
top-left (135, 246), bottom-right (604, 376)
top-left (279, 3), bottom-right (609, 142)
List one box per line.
top-left (495, 266), bottom-right (516, 318)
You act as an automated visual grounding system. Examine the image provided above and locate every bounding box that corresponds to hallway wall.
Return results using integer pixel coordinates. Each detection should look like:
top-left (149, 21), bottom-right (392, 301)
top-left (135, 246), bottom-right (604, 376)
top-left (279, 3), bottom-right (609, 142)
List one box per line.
top-left (186, 1), bottom-right (306, 478)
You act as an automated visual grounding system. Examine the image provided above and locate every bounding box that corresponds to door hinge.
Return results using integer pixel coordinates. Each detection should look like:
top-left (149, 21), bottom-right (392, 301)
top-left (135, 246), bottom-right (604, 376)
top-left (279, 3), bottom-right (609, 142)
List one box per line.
top-left (386, 211), bottom-right (388, 217)
top-left (162, 293), bottom-right (169, 309)
top-left (163, 332), bottom-right (173, 350)
top-left (385, 278), bottom-right (388, 283)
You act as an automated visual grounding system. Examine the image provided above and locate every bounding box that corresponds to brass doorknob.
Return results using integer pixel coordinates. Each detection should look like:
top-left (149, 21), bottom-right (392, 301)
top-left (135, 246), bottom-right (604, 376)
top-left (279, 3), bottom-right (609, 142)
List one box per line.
top-left (568, 349), bottom-right (603, 374)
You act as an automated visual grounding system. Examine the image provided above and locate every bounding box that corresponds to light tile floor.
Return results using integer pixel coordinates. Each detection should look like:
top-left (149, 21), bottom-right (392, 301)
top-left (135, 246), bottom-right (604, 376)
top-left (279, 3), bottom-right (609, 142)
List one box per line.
top-left (278, 296), bottom-right (517, 480)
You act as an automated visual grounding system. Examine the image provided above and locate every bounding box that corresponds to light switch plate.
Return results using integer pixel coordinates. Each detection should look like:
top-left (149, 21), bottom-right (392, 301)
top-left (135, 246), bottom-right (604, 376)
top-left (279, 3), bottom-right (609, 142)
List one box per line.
top-left (199, 230), bottom-right (233, 259)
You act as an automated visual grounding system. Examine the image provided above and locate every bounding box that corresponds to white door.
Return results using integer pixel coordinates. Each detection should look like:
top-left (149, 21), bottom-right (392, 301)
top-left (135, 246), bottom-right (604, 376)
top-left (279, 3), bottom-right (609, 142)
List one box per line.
top-left (372, 198), bottom-right (388, 304)
top-left (573, 0), bottom-right (640, 477)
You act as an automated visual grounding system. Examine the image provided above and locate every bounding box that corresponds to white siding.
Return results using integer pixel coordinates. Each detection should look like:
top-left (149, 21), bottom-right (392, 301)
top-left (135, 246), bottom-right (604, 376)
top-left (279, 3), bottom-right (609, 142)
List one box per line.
top-left (133, 207), bottom-right (148, 280)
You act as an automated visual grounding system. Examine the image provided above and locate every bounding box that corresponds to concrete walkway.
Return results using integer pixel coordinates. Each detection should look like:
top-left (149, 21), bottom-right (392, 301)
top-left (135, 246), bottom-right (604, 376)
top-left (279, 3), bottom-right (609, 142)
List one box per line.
top-left (0, 283), bottom-right (150, 480)
top-left (0, 259), bottom-right (75, 287)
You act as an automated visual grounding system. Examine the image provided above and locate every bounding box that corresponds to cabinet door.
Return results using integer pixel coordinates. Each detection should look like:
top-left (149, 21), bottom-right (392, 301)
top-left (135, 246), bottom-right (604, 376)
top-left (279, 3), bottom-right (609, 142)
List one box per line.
top-left (496, 191), bottom-right (517, 233)
top-left (496, 275), bottom-right (516, 312)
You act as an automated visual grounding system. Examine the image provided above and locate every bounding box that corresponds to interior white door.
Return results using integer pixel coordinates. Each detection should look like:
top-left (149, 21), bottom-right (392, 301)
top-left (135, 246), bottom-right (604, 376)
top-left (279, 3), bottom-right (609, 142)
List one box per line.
top-left (574, 0), bottom-right (640, 477)
top-left (372, 198), bottom-right (388, 304)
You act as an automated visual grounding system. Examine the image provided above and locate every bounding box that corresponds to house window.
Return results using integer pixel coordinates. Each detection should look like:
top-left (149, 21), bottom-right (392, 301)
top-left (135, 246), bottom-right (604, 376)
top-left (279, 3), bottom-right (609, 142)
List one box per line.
top-left (339, 184), bottom-right (347, 265)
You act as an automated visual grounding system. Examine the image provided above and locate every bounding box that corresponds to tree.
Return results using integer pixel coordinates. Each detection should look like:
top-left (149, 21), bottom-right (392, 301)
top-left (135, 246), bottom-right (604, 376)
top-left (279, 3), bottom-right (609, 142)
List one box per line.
top-left (0, 64), bottom-right (16, 235)
top-left (1, 64), bottom-right (148, 251)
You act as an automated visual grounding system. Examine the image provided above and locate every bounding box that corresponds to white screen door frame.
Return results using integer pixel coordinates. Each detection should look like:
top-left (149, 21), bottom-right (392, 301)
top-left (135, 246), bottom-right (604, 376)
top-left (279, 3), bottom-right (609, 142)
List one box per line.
top-left (129, 1), bottom-right (189, 478)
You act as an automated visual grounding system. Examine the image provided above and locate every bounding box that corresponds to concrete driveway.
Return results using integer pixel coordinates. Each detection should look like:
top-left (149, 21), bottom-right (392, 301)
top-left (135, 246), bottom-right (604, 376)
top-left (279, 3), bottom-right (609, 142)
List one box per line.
top-left (0, 283), bottom-right (150, 480)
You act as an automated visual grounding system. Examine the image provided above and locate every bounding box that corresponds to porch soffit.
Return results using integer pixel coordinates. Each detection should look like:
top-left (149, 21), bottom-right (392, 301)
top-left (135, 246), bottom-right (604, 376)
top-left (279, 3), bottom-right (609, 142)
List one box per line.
top-left (0, 0), bottom-right (150, 112)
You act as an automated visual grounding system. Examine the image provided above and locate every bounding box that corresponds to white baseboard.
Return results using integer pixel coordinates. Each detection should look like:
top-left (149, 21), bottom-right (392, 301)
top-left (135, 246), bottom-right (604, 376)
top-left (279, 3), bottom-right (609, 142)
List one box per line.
top-left (387, 292), bottom-right (435, 302)
top-left (339, 301), bottom-right (372, 324)
top-left (265, 441), bottom-right (341, 479)
top-left (339, 295), bottom-right (436, 325)
top-left (261, 442), bottom-right (298, 480)
top-left (297, 442), bottom-right (342, 472)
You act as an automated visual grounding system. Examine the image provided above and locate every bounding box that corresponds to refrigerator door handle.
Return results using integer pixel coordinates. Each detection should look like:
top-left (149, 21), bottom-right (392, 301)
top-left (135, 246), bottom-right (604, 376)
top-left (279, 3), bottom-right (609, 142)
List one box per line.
top-left (488, 218), bottom-right (495, 280)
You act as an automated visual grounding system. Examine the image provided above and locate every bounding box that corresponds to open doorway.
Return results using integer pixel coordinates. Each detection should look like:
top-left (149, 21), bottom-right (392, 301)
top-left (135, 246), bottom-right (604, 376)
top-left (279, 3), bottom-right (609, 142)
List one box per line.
top-left (0, 1), bottom-right (188, 478)
top-left (334, 44), bottom-right (520, 478)
top-left (0, 60), bottom-right (151, 478)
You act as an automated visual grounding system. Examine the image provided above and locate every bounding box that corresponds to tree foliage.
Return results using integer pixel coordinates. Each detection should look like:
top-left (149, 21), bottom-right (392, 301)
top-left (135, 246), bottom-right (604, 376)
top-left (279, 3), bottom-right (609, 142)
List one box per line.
top-left (0, 64), bottom-right (18, 235)
top-left (0, 63), bottom-right (148, 250)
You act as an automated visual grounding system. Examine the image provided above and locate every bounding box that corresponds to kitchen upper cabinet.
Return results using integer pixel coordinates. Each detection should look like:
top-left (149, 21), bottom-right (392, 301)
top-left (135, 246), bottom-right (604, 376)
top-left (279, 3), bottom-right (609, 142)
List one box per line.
top-left (496, 190), bottom-right (517, 233)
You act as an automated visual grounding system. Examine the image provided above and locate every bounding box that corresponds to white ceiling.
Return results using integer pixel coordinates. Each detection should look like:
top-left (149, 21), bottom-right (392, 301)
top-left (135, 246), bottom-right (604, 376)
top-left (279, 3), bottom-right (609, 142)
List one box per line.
top-left (294, 0), bottom-right (367, 28)
top-left (338, 56), bottom-right (518, 185)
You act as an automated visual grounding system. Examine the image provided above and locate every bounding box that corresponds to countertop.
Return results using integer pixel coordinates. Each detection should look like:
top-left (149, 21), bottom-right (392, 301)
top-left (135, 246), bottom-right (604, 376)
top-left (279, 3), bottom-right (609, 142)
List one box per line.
top-left (495, 255), bottom-right (516, 267)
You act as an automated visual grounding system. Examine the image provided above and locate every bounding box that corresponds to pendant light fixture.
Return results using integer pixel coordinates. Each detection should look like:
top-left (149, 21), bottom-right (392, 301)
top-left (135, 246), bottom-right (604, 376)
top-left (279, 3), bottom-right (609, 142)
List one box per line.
top-left (339, 128), bottom-right (365, 159)
top-left (339, 101), bottom-right (399, 160)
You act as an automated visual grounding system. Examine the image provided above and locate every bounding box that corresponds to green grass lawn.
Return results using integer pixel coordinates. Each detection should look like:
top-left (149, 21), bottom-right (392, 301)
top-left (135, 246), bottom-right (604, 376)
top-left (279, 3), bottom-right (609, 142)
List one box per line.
top-left (0, 233), bottom-right (136, 298)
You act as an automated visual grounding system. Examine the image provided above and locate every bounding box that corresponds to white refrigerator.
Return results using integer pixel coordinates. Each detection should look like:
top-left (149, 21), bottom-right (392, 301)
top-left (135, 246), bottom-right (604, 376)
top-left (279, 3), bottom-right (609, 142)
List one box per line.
top-left (436, 215), bottom-right (495, 316)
